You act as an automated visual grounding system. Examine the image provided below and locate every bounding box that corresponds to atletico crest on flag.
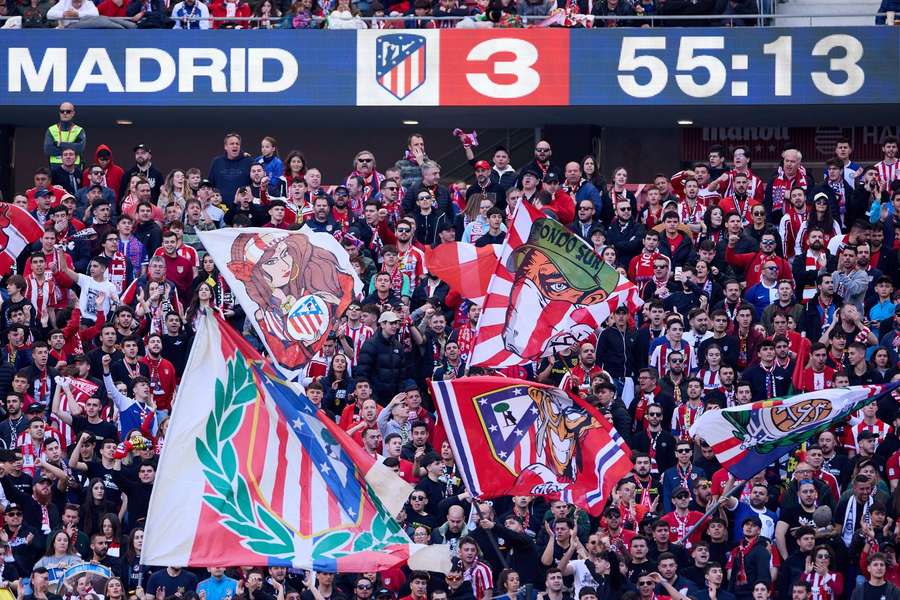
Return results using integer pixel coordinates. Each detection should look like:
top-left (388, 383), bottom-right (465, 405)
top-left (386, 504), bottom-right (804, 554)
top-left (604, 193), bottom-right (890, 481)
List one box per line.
top-left (376, 34), bottom-right (427, 101)
top-left (432, 376), bottom-right (633, 516)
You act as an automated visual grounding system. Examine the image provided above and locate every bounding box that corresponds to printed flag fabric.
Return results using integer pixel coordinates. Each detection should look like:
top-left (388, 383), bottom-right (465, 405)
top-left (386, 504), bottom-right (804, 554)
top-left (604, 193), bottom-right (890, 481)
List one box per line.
top-left (469, 202), bottom-right (641, 367)
top-left (143, 312), bottom-right (448, 572)
top-left (198, 228), bottom-right (363, 379)
top-left (0, 203), bottom-right (43, 276)
top-left (431, 376), bottom-right (632, 515)
top-left (689, 383), bottom-right (900, 480)
top-left (424, 242), bottom-right (502, 304)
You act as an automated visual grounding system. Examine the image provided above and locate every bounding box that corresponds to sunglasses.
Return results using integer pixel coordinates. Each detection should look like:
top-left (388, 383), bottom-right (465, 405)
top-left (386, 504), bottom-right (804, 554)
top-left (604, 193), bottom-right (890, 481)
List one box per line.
top-left (357, 158), bottom-right (374, 163)
top-left (417, 195), bottom-right (432, 201)
top-left (357, 586), bottom-right (372, 590)
top-left (638, 582), bottom-right (655, 587)
top-left (60, 109), bottom-right (74, 114)
top-left (654, 265), bottom-right (668, 270)
top-left (536, 148), bottom-right (550, 153)
top-left (816, 553), bottom-right (830, 559)
top-left (669, 358), bottom-right (684, 364)
top-left (396, 227), bottom-right (411, 233)
top-left (411, 495), bottom-right (426, 501)
top-left (761, 239), bottom-right (776, 245)
top-left (815, 198), bottom-right (828, 204)
top-left (648, 412), bottom-right (663, 417)
top-left (674, 494), bottom-right (690, 500)
top-left (5, 512), bottom-right (22, 516)
top-left (752, 211), bottom-right (765, 217)
top-left (445, 576), bottom-right (462, 582)
top-left (618, 207), bottom-right (632, 211)
top-left (676, 448), bottom-right (692, 454)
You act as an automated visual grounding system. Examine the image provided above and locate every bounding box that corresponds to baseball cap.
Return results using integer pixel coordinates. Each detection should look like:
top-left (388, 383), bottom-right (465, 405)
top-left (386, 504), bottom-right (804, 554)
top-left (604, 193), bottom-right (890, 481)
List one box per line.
top-left (35, 189), bottom-right (51, 198)
top-left (378, 311), bottom-right (400, 324)
top-left (511, 217), bottom-right (619, 293)
top-left (813, 192), bottom-right (829, 203)
top-left (26, 403), bottom-right (46, 414)
top-left (474, 160), bottom-right (491, 171)
top-left (133, 143), bottom-right (151, 153)
top-left (521, 168), bottom-right (541, 180)
top-left (743, 515), bottom-right (762, 527)
top-left (543, 171), bottom-right (560, 184)
top-left (375, 590), bottom-right (394, 599)
top-left (199, 179), bottom-right (213, 189)
top-left (334, 185), bottom-right (349, 196)
top-left (673, 486), bottom-right (691, 499)
top-left (858, 430), bottom-right (878, 441)
top-left (96, 149), bottom-right (111, 158)
top-left (5, 503), bottom-right (21, 513)
top-left (604, 506), bottom-right (621, 517)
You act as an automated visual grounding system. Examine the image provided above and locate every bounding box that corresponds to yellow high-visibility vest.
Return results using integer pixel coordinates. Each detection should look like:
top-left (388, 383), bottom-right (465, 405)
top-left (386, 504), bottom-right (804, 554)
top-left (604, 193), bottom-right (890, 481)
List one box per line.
top-left (48, 123), bottom-right (83, 165)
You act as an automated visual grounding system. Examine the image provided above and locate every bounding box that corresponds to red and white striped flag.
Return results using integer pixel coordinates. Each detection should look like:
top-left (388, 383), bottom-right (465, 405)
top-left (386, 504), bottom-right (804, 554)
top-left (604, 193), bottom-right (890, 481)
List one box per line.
top-left (431, 376), bottom-right (632, 515)
top-left (424, 242), bottom-right (501, 304)
top-left (0, 203), bottom-right (43, 276)
top-left (470, 202), bottom-right (642, 367)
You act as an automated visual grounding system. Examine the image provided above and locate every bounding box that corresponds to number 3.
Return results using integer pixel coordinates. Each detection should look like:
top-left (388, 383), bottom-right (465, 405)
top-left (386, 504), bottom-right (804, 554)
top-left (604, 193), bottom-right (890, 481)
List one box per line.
top-left (465, 38), bottom-right (540, 99)
top-left (811, 34), bottom-right (864, 97)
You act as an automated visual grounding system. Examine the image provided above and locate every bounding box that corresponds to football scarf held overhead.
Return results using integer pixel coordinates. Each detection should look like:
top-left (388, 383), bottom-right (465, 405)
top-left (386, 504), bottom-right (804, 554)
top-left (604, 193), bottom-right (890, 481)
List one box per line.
top-left (431, 376), bottom-right (633, 516)
top-left (469, 202), bottom-right (641, 367)
top-left (689, 383), bottom-right (900, 480)
top-left (424, 242), bottom-right (502, 305)
top-left (198, 228), bottom-right (363, 379)
top-left (0, 203), bottom-right (43, 276)
top-left (142, 312), bottom-right (449, 572)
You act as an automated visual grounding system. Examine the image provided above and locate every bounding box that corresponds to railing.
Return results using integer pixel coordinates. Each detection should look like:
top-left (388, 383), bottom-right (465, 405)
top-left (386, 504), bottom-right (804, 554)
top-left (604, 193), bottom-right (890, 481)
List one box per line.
top-left (0, 11), bottom-right (891, 27)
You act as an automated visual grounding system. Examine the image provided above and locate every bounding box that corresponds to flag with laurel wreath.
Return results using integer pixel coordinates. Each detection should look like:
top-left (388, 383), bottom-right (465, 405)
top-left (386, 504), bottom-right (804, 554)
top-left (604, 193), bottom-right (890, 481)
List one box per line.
top-left (142, 312), bottom-right (447, 572)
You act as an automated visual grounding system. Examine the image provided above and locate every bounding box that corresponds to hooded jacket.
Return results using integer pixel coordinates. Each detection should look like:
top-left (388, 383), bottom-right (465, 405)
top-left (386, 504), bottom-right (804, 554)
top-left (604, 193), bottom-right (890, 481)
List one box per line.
top-left (82, 145), bottom-right (125, 200)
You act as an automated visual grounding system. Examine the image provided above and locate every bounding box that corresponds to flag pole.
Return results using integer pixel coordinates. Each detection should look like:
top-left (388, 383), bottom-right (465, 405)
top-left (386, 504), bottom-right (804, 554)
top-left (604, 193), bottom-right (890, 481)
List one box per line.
top-left (677, 477), bottom-right (746, 546)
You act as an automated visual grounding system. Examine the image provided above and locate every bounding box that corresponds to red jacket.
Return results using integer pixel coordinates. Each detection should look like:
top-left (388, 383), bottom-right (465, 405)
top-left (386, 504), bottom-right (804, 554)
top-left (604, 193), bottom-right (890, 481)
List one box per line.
top-left (80, 144), bottom-right (125, 200)
top-left (724, 246), bottom-right (792, 287)
top-left (140, 355), bottom-right (177, 411)
top-left (208, 0), bottom-right (251, 27)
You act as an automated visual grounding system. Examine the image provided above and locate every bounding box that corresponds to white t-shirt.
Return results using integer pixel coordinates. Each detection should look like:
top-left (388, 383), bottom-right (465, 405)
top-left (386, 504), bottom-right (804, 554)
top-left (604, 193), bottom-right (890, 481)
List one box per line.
top-left (77, 273), bottom-right (118, 322)
top-left (567, 560), bottom-right (599, 597)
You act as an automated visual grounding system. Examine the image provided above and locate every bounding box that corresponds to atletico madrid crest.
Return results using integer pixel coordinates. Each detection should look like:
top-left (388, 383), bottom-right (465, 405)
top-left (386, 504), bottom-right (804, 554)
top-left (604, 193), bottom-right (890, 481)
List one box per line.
top-left (375, 34), bottom-right (426, 101)
top-left (473, 385), bottom-right (540, 474)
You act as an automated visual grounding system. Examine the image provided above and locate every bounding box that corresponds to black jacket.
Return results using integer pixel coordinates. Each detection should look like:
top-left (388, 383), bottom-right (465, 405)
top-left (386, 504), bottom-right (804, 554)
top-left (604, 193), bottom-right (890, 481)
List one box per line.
top-left (605, 219), bottom-right (645, 267)
top-left (356, 330), bottom-right (406, 403)
top-left (596, 325), bottom-right (637, 378)
top-left (404, 183), bottom-right (453, 216)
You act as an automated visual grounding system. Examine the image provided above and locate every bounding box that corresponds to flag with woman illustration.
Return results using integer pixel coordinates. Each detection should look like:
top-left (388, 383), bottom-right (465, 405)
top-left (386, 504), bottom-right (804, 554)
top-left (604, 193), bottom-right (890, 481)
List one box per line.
top-left (199, 228), bottom-right (363, 378)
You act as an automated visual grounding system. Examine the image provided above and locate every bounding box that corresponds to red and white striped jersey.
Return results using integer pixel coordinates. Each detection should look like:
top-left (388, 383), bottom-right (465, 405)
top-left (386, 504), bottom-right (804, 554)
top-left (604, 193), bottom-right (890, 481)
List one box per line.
top-left (340, 322), bottom-right (374, 366)
top-left (842, 419), bottom-right (892, 452)
top-left (25, 274), bottom-right (58, 319)
top-left (697, 368), bottom-right (721, 390)
top-left (801, 571), bottom-right (843, 600)
top-left (875, 160), bottom-right (899, 185)
top-left (463, 561), bottom-right (494, 600)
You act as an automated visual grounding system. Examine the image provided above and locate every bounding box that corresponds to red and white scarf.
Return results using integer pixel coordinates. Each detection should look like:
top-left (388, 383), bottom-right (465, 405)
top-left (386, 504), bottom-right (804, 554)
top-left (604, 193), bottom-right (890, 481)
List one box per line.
top-left (727, 536), bottom-right (759, 585)
top-left (769, 165), bottom-right (808, 213)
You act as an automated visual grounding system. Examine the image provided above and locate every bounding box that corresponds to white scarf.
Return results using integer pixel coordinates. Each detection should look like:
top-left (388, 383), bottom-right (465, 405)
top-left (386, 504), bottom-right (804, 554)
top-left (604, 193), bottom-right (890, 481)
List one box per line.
top-left (841, 494), bottom-right (872, 546)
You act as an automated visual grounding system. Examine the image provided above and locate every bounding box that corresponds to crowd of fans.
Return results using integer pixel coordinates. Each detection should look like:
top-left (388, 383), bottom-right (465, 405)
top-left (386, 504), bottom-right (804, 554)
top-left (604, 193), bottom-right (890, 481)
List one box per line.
top-left (0, 0), bottom-right (776, 31)
top-left (0, 101), bottom-right (899, 600)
